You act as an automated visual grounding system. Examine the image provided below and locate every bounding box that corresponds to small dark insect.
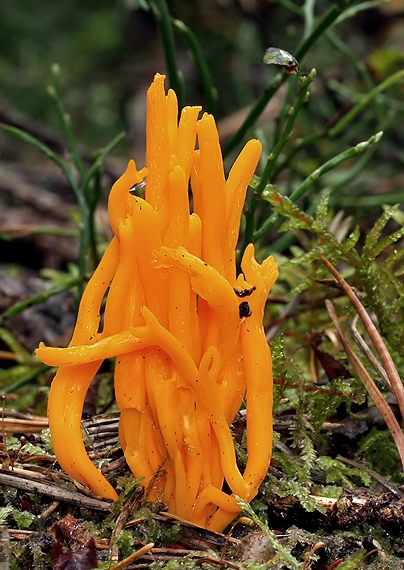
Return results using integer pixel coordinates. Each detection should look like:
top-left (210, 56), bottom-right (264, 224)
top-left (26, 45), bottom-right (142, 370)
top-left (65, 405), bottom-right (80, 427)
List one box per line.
top-left (239, 301), bottom-right (252, 319)
top-left (263, 47), bottom-right (299, 74)
top-left (234, 286), bottom-right (256, 298)
top-left (129, 179), bottom-right (146, 195)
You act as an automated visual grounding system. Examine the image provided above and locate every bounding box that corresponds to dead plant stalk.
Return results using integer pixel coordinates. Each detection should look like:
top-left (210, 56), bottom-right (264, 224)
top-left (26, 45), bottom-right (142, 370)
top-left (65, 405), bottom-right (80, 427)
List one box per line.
top-left (321, 255), bottom-right (404, 420)
top-left (325, 299), bottom-right (404, 470)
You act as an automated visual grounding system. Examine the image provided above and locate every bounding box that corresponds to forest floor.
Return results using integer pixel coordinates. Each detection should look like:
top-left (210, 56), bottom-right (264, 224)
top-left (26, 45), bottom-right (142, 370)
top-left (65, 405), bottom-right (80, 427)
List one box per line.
top-left (1, 142), bottom-right (404, 570)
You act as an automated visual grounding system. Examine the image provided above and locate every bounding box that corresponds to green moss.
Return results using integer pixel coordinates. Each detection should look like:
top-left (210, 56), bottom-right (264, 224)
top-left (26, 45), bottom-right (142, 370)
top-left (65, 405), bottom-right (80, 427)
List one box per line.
top-left (116, 529), bottom-right (133, 559)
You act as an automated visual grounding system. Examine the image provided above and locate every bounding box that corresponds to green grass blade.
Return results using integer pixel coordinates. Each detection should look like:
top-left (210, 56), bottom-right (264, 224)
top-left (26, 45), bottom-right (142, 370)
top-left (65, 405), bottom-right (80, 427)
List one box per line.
top-left (1, 123), bottom-right (82, 200)
top-left (224, 0), bottom-right (358, 156)
top-left (329, 69), bottom-right (404, 138)
top-left (173, 19), bottom-right (218, 117)
top-left (149, 0), bottom-right (186, 108)
top-left (1, 365), bottom-right (49, 394)
top-left (255, 69), bottom-right (316, 196)
top-left (303, 0), bottom-right (316, 39)
top-left (81, 131), bottom-right (126, 209)
top-left (254, 131), bottom-right (383, 240)
top-left (48, 64), bottom-right (87, 181)
top-left (0, 274), bottom-right (86, 326)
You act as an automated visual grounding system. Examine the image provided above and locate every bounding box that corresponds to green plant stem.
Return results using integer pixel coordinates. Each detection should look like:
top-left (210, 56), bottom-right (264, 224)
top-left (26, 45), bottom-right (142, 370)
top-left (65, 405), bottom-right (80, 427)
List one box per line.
top-left (279, 0), bottom-right (304, 18)
top-left (0, 275), bottom-right (86, 327)
top-left (0, 125), bottom-right (76, 189)
top-left (73, 208), bottom-right (90, 285)
top-left (1, 366), bottom-right (49, 394)
top-left (3, 125), bottom-right (89, 275)
top-left (303, 0), bottom-right (316, 39)
top-left (334, 0), bottom-right (392, 25)
top-left (80, 131), bottom-right (125, 268)
top-left (338, 191), bottom-right (404, 208)
top-left (325, 30), bottom-right (382, 122)
top-left (294, 0), bottom-right (355, 62)
top-left (148, 0), bottom-right (186, 109)
top-left (329, 69), bottom-right (404, 137)
top-left (323, 32), bottom-right (390, 185)
top-left (273, 68), bottom-right (396, 184)
top-left (254, 130), bottom-right (383, 241)
top-left (224, 72), bottom-right (285, 157)
top-left (265, 201), bottom-right (317, 254)
top-left (292, 131), bottom-right (383, 201)
top-left (272, 128), bottom-right (327, 180)
top-left (87, 174), bottom-right (101, 270)
top-left (256, 69), bottom-right (316, 197)
top-left (81, 131), bottom-right (126, 203)
top-left (223, 0), bottom-right (357, 156)
top-left (1, 123), bottom-right (90, 281)
top-left (173, 19), bottom-right (218, 117)
top-left (277, 0), bottom-right (304, 16)
top-left (2, 120), bottom-right (124, 286)
top-left (0, 227), bottom-right (79, 239)
top-left (0, 329), bottom-right (35, 365)
top-left (239, 70), bottom-right (316, 259)
top-left (69, 185), bottom-right (89, 283)
top-left (49, 64), bottom-right (87, 182)
top-left (333, 151), bottom-right (375, 193)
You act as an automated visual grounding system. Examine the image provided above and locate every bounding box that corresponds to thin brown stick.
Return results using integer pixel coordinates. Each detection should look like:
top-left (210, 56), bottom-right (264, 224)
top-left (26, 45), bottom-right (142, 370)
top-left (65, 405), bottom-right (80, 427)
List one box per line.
top-left (350, 314), bottom-right (391, 389)
top-left (1, 416), bottom-right (49, 434)
top-left (38, 500), bottom-right (60, 521)
top-left (325, 299), bottom-right (404, 470)
top-left (194, 557), bottom-right (241, 569)
top-left (107, 542), bottom-right (154, 570)
top-left (108, 486), bottom-right (144, 561)
top-left (336, 455), bottom-right (404, 498)
top-left (0, 468), bottom-right (113, 511)
top-left (321, 255), bottom-right (404, 420)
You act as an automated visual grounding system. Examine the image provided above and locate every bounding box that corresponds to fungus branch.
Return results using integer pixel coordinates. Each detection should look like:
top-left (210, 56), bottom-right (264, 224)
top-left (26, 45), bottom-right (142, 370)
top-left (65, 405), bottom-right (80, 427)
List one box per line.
top-left (36, 74), bottom-right (278, 532)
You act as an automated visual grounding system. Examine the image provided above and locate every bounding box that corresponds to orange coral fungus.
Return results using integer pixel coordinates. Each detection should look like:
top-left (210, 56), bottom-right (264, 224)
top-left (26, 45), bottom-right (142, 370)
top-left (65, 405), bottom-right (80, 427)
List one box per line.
top-left (36, 73), bottom-right (278, 532)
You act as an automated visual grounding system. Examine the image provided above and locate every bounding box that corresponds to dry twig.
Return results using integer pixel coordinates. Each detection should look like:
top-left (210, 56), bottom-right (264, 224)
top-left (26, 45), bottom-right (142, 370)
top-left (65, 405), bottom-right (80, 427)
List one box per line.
top-left (0, 468), bottom-right (113, 511)
top-left (321, 255), bottom-right (404, 420)
top-left (325, 299), bottom-right (404, 469)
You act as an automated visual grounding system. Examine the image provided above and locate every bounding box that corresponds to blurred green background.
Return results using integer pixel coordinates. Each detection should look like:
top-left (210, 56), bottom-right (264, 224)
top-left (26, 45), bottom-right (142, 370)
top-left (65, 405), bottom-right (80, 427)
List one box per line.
top-left (1, 0), bottom-right (403, 268)
top-left (1, 0), bottom-right (403, 149)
